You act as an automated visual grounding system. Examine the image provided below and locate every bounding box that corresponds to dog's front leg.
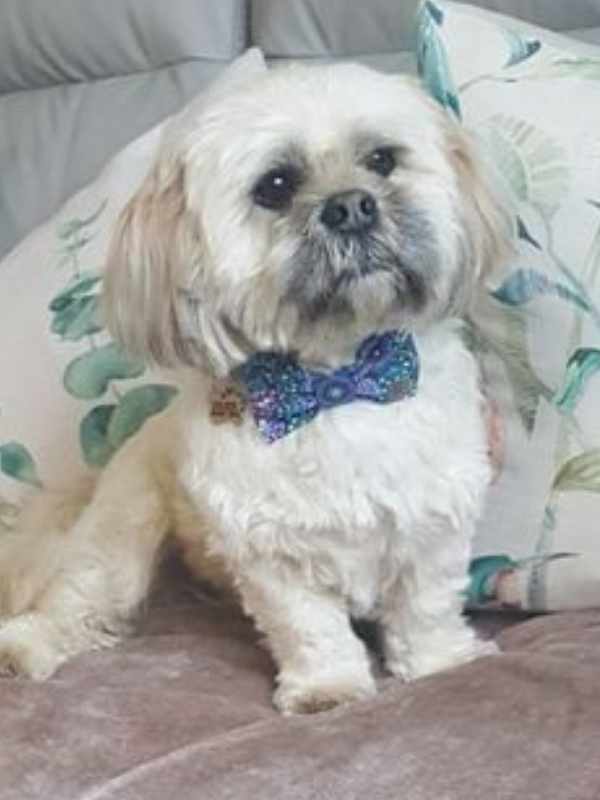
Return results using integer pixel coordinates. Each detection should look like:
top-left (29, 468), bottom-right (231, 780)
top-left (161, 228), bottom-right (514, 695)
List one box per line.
top-left (0, 436), bottom-right (170, 680)
top-left (381, 533), bottom-right (498, 682)
top-left (238, 563), bottom-right (376, 715)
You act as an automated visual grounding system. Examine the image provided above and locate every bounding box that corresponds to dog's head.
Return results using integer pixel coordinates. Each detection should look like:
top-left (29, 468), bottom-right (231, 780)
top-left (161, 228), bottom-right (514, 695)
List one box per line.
top-left (104, 55), bottom-right (511, 373)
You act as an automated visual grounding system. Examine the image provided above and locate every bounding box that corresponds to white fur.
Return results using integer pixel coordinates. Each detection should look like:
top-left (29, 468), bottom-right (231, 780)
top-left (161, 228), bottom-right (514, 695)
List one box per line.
top-left (0, 59), bottom-right (508, 714)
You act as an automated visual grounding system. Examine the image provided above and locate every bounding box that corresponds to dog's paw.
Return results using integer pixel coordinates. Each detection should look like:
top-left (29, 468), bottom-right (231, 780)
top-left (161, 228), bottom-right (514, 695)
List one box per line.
top-left (273, 672), bottom-right (377, 715)
top-left (0, 616), bottom-right (67, 681)
top-left (388, 637), bottom-right (499, 682)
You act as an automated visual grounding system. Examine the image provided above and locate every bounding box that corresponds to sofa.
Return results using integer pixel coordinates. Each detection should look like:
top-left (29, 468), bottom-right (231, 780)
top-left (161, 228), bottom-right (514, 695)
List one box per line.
top-left (2, 2), bottom-right (600, 799)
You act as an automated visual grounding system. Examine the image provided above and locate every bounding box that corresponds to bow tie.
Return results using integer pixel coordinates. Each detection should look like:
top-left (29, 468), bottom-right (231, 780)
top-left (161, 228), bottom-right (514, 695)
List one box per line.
top-left (234, 330), bottom-right (419, 443)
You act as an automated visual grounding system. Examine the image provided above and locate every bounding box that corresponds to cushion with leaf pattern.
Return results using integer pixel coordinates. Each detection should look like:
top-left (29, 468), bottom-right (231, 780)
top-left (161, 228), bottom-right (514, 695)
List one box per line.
top-left (418, 0), bottom-right (600, 610)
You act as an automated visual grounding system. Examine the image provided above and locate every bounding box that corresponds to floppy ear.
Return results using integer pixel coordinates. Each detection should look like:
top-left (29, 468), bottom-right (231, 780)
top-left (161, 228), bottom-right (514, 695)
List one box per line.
top-left (104, 50), bottom-right (268, 373)
top-left (103, 149), bottom-right (205, 367)
top-left (446, 120), bottom-right (514, 284)
top-left (103, 147), bottom-right (250, 374)
top-left (209, 47), bottom-right (267, 95)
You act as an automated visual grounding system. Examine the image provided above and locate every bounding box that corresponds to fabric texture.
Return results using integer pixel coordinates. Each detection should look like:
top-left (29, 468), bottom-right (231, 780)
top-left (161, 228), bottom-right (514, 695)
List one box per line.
top-left (418, 1), bottom-right (600, 610)
top-left (464, 0), bottom-right (600, 33)
top-left (570, 26), bottom-right (600, 45)
top-left (1, 559), bottom-right (600, 800)
top-left (0, 0), bottom-right (246, 93)
top-left (251, 0), bottom-right (421, 57)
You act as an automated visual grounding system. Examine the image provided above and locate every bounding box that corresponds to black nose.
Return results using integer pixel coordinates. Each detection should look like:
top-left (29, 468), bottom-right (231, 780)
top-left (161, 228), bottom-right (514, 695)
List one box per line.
top-left (320, 190), bottom-right (378, 234)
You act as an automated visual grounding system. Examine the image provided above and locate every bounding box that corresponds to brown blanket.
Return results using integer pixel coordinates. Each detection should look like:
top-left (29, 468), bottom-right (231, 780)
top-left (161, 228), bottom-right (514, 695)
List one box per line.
top-left (2, 563), bottom-right (599, 800)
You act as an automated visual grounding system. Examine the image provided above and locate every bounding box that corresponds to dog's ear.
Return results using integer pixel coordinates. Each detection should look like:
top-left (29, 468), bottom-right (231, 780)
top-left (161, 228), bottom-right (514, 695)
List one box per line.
top-left (104, 148), bottom-right (248, 374)
top-left (209, 47), bottom-right (267, 96)
top-left (104, 51), bottom-right (268, 373)
top-left (446, 120), bottom-right (514, 283)
top-left (103, 149), bottom-right (206, 367)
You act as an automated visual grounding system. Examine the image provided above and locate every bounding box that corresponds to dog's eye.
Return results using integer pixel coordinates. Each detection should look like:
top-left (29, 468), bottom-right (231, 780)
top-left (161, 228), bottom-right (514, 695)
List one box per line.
top-left (252, 166), bottom-right (302, 211)
top-left (364, 147), bottom-right (398, 178)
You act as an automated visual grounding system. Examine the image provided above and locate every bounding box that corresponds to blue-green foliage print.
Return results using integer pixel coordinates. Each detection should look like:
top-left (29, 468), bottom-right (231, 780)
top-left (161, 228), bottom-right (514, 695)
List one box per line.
top-left (492, 269), bottom-right (593, 313)
top-left (416, 1), bottom-right (461, 118)
top-left (554, 349), bottom-right (600, 413)
top-left (51, 202), bottom-right (178, 468)
top-left (0, 441), bottom-right (42, 531)
top-left (0, 442), bottom-right (43, 488)
top-left (466, 552), bottom-right (575, 607)
top-left (417, 2), bottom-right (600, 608)
top-left (502, 30), bottom-right (541, 68)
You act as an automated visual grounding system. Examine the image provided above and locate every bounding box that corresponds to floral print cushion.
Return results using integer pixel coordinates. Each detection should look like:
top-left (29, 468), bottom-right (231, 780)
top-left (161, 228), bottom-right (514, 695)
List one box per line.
top-left (418, 1), bottom-right (600, 610)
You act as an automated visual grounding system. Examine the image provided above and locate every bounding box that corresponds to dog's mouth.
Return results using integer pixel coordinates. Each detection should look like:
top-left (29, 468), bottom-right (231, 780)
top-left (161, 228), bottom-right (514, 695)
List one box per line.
top-left (283, 229), bottom-right (430, 322)
top-left (280, 194), bottom-right (439, 322)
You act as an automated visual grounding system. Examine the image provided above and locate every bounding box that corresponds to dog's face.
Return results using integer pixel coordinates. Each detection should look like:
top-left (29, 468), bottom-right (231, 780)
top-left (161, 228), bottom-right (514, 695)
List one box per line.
top-left (105, 59), bottom-right (510, 373)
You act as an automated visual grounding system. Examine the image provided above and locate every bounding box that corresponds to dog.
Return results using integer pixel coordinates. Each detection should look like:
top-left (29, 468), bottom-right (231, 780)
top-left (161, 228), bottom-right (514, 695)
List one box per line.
top-left (0, 53), bottom-right (511, 714)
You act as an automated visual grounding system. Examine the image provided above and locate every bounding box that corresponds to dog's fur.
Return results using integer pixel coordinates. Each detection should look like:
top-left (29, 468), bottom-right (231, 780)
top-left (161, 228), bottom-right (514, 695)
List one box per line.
top-left (0, 58), bottom-right (511, 714)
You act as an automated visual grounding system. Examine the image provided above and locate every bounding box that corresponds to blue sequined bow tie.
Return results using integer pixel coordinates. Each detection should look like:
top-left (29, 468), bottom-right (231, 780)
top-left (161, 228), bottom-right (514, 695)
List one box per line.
top-left (234, 330), bottom-right (419, 443)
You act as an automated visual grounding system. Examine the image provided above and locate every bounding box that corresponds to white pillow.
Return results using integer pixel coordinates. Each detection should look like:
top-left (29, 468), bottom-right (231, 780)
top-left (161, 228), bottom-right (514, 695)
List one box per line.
top-left (418, 1), bottom-right (600, 610)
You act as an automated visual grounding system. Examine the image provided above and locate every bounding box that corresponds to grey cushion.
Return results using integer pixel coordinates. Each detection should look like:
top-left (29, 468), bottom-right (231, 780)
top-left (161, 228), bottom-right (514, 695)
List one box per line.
top-left (464, 0), bottom-right (600, 32)
top-left (0, 62), bottom-right (226, 259)
top-left (568, 26), bottom-right (600, 44)
top-left (0, 0), bottom-right (246, 93)
top-left (267, 53), bottom-right (418, 77)
top-left (252, 0), bottom-right (421, 57)
top-left (0, 0), bottom-right (246, 259)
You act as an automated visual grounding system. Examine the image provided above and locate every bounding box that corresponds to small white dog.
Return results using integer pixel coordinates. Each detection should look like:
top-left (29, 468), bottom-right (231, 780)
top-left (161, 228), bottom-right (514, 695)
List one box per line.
top-left (0, 54), bottom-right (510, 714)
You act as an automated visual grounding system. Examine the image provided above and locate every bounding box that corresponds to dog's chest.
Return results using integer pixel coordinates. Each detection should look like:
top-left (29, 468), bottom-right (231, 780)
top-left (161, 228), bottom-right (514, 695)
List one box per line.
top-left (179, 330), bottom-right (489, 574)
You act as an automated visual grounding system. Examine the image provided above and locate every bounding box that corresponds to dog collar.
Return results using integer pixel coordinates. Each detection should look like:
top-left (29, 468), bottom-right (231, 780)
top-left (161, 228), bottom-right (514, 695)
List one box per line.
top-left (210, 330), bottom-right (419, 443)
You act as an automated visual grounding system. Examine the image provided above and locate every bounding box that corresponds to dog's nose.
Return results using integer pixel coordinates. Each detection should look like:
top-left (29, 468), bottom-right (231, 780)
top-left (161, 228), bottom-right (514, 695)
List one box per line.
top-left (320, 190), bottom-right (378, 234)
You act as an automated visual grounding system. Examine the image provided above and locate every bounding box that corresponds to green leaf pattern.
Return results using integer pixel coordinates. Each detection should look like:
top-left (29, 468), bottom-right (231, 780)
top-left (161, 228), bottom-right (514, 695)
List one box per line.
top-left (478, 115), bottom-right (570, 219)
top-left (64, 344), bottom-right (146, 400)
top-left (416, 2), bottom-right (600, 608)
top-left (80, 385), bottom-right (178, 467)
top-left (0, 201), bottom-right (178, 514)
top-left (553, 450), bottom-right (600, 494)
top-left (502, 31), bottom-right (541, 68)
top-left (554, 349), bottom-right (600, 413)
top-left (417, 1), bottom-right (461, 118)
top-left (51, 207), bottom-right (178, 466)
top-left (0, 442), bottom-right (43, 488)
top-left (492, 269), bottom-right (591, 312)
top-left (514, 57), bottom-right (600, 82)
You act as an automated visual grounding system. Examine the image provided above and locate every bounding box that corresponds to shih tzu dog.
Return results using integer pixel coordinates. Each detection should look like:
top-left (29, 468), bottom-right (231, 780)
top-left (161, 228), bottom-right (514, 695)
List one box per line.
top-left (0, 51), bottom-right (510, 714)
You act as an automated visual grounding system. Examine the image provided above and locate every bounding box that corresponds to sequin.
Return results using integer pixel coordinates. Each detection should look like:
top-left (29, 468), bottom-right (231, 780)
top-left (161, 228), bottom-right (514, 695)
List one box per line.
top-left (234, 330), bottom-right (419, 443)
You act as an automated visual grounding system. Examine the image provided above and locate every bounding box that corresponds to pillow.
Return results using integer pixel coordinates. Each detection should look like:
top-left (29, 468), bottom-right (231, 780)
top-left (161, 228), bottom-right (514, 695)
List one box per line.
top-left (417, 1), bottom-right (600, 610)
top-left (251, 0), bottom-right (419, 76)
top-left (252, 0), bottom-right (420, 58)
top-left (463, 0), bottom-right (600, 35)
top-left (0, 0), bottom-right (246, 93)
top-left (0, 49), bottom-right (267, 529)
